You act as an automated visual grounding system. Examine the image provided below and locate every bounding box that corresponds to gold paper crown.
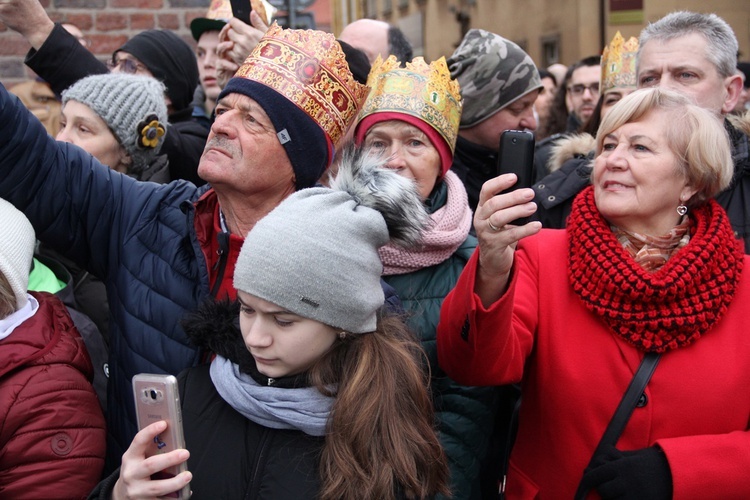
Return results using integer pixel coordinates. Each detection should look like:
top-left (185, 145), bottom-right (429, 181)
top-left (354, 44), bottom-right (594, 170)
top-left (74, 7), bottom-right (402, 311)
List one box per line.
top-left (234, 24), bottom-right (370, 146)
top-left (358, 55), bottom-right (462, 153)
top-left (203, 0), bottom-right (232, 20)
top-left (601, 31), bottom-right (639, 94)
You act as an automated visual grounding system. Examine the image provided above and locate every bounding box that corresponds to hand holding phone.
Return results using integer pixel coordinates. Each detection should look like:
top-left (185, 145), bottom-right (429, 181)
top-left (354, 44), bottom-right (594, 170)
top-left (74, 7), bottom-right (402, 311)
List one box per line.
top-left (497, 130), bottom-right (536, 224)
top-left (132, 374), bottom-right (190, 499)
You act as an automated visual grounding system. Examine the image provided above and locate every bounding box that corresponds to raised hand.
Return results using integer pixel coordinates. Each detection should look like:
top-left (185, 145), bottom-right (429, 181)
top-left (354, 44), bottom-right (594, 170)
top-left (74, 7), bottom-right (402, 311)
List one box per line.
top-left (474, 174), bottom-right (541, 306)
top-left (0, 0), bottom-right (55, 49)
top-left (215, 12), bottom-right (269, 89)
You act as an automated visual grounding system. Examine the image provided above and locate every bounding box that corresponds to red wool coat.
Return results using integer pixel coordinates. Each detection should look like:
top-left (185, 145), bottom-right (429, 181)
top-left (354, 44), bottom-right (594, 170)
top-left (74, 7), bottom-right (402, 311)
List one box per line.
top-left (437, 229), bottom-right (750, 499)
top-left (0, 292), bottom-right (106, 499)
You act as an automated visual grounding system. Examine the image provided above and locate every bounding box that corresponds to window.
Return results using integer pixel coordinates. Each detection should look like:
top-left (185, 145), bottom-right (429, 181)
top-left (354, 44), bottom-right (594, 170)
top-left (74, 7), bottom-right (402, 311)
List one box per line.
top-left (541, 35), bottom-right (561, 67)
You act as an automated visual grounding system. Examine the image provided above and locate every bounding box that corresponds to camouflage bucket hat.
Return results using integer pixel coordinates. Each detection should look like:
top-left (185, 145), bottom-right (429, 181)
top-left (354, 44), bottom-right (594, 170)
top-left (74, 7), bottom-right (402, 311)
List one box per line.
top-left (448, 29), bottom-right (542, 128)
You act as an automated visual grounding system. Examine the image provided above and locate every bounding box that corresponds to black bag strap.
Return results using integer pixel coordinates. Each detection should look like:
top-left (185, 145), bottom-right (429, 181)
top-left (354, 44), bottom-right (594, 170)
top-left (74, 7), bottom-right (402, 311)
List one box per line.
top-left (498, 389), bottom-right (522, 499)
top-left (573, 351), bottom-right (661, 500)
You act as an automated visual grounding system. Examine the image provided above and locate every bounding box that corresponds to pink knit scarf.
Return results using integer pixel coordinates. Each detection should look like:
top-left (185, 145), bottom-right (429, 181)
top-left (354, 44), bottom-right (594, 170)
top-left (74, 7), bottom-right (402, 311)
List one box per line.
top-left (379, 170), bottom-right (473, 275)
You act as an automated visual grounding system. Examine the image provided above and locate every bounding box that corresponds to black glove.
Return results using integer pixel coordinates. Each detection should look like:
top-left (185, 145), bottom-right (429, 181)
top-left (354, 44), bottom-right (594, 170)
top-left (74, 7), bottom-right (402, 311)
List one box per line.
top-left (579, 445), bottom-right (672, 500)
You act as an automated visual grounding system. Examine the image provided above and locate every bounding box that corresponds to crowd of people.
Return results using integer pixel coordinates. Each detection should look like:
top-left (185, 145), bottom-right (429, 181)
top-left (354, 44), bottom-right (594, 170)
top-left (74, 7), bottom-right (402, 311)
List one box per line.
top-left (0, 0), bottom-right (748, 498)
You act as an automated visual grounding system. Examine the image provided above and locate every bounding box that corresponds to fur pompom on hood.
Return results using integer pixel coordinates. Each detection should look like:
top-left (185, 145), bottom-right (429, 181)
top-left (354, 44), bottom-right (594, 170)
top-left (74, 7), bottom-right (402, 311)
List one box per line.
top-left (330, 144), bottom-right (431, 249)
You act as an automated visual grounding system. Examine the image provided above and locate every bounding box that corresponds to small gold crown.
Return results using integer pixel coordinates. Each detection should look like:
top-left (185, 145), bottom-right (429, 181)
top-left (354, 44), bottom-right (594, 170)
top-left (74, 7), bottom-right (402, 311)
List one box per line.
top-left (234, 24), bottom-right (370, 146)
top-left (359, 55), bottom-right (462, 153)
top-left (601, 31), bottom-right (639, 94)
top-left (203, 0), bottom-right (232, 20)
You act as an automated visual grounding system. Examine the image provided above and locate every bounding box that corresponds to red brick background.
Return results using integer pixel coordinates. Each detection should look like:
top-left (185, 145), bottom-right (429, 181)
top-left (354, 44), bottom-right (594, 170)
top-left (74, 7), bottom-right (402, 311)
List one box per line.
top-left (0, 0), bottom-right (331, 87)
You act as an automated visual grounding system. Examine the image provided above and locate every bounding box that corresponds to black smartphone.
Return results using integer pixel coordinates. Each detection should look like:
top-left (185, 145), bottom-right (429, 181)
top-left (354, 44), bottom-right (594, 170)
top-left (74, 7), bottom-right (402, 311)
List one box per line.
top-left (497, 129), bottom-right (535, 224)
top-left (229, 0), bottom-right (252, 24)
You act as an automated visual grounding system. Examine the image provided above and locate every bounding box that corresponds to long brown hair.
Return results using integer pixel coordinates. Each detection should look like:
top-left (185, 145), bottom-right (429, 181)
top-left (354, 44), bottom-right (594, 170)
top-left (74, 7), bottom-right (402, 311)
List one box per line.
top-left (0, 272), bottom-right (16, 319)
top-left (309, 314), bottom-right (450, 499)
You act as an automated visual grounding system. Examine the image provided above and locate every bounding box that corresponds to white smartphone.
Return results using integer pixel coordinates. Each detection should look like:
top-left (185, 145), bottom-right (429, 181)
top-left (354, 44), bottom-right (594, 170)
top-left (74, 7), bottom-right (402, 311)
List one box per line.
top-left (132, 373), bottom-right (190, 499)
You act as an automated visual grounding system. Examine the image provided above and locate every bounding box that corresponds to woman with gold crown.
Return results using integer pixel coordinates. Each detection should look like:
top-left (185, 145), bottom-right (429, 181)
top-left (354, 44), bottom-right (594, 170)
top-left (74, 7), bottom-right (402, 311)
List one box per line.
top-left (533, 32), bottom-right (639, 229)
top-left (353, 55), bottom-right (497, 499)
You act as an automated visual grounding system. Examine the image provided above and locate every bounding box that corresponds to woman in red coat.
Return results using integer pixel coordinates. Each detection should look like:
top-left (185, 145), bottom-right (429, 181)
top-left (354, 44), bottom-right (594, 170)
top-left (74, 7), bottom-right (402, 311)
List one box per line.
top-left (0, 198), bottom-right (106, 499)
top-left (437, 88), bottom-right (750, 499)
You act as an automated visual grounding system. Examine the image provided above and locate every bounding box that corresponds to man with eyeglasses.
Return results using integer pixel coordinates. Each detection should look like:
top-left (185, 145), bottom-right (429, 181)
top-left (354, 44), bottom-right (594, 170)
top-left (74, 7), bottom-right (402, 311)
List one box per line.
top-left (0, 0), bottom-right (208, 186)
top-left (533, 56), bottom-right (600, 181)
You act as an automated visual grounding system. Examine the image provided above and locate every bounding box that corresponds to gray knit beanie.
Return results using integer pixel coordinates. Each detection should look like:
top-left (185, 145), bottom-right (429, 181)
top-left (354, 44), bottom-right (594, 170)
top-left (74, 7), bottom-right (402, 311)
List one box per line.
top-left (0, 199), bottom-right (35, 310)
top-left (62, 74), bottom-right (169, 174)
top-left (233, 147), bottom-right (429, 333)
top-left (448, 29), bottom-right (542, 128)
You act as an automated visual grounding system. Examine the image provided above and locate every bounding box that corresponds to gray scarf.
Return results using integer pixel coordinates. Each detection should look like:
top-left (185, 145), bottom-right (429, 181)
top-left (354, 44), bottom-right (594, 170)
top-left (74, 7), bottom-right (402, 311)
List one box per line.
top-left (210, 355), bottom-right (334, 436)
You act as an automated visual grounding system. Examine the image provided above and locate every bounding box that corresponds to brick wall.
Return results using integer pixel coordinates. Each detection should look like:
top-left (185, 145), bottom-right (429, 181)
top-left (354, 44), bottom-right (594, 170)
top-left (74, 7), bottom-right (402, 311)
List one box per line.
top-left (0, 0), bottom-right (215, 87)
top-left (0, 0), bottom-right (332, 88)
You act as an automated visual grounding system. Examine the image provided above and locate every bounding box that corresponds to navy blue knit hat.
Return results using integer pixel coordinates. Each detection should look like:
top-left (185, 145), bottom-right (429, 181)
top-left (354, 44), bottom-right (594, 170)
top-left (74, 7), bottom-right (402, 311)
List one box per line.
top-left (219, 78), bottom-right (329, 191)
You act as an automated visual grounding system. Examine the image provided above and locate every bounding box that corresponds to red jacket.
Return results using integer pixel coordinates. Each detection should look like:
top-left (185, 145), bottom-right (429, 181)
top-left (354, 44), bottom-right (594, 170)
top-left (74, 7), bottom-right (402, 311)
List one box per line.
top-left (0, 292), bottom-right (106, 499)
top-left (437, 229), bottom-right (750, 499)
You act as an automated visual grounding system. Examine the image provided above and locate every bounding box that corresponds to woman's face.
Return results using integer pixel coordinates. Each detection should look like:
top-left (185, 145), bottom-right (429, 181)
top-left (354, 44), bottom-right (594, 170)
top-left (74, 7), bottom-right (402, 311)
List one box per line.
top-left (592, 109), bottom-right (697, 235)
top-left (57, 101), bottom-right (130, 173)
top-left (600, 88), bottom-right (635, 119)
top-left (238, 291), bottom-right (338, 379)
top-left (363, 120), bottom-right (441, 200)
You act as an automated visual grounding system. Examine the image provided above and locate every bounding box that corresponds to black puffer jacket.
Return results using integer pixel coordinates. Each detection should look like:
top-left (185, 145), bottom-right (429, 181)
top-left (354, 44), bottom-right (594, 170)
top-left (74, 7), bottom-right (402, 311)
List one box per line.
top-left (89, 300), bottom-right (323, 499)
top-left (450, 136), bottom-right (498, 213)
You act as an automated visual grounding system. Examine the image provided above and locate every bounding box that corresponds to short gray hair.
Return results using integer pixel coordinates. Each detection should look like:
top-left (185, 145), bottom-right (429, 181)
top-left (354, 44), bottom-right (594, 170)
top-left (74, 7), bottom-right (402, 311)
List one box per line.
top-left (638, 11), bottom-right (738, 78)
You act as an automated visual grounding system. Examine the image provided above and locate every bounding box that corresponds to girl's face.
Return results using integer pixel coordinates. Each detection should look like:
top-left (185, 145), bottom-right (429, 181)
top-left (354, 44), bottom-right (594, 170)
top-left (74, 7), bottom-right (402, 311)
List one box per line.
top-left (56, 100), bottom-right (130, 173)
top-left (363, 120), bottom-right (441, 200)
top-left (238, 290), bottom-right (338, 379)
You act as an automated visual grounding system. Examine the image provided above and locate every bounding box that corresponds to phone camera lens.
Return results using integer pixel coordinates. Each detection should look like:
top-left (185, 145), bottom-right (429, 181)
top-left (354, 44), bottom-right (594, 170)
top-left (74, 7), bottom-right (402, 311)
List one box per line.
top-left (150, 390), bottom-right (157, 400)
top-left (512, 138), bottom-right (518, 144)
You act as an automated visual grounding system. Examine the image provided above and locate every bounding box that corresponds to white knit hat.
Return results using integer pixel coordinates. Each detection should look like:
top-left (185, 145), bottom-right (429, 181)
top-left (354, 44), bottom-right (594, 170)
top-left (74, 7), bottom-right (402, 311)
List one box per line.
top-left (0, 199), bottom-right (35, 309)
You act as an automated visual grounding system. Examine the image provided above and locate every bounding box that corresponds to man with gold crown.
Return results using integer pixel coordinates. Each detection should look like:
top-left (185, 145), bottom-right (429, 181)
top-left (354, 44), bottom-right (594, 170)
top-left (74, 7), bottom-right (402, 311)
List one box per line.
top-left (0, 23), bottom-right (369, 470)
top-left (532, 31), bottom-right (639, 229)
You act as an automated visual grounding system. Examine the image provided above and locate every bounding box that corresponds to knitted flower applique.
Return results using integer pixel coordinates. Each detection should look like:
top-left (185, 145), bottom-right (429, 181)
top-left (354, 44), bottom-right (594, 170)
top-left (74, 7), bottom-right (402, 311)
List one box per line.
top-left (137, 113), bottom-right (166, 149)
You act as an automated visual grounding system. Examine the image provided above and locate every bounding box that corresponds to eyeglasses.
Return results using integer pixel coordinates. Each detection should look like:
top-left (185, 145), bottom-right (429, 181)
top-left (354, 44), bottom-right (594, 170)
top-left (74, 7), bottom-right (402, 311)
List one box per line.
top-left (567, 83), bottom-right (600, 96)
top-left (106, 57), bottom-right (148, 75)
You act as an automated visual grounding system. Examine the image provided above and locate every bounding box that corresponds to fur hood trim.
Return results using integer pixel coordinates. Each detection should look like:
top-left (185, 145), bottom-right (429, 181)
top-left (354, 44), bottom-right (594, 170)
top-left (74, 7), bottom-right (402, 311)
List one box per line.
top-left (728, 110), bottom-right (750, 137)
top-left (548, 133), bottom-right (596, 174)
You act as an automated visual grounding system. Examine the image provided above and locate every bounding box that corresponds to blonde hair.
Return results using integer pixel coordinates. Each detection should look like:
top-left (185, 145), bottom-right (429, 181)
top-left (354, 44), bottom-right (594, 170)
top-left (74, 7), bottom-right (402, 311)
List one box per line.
top-left (0, 272), bottom-right (16, 319)
top-left (596, 87), bottom-right (733, 206)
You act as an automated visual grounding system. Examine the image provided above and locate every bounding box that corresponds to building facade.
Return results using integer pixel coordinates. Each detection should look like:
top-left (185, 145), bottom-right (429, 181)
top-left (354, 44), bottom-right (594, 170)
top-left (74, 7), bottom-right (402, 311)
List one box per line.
top-left (333, 0), bottom-right (750, 68)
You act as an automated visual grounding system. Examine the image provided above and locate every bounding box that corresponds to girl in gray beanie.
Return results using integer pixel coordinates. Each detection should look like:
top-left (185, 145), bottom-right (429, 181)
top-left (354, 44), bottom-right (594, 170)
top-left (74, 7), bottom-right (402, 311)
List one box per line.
top-left (101, 147), bottom-right (450, 499)
top-left (58, 73), bottom-right (169, 182)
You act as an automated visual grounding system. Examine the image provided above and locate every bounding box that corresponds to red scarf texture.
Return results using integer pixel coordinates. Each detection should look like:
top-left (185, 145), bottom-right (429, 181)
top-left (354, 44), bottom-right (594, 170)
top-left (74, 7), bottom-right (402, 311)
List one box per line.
top-left (567, 187), bottom-right (743, 352)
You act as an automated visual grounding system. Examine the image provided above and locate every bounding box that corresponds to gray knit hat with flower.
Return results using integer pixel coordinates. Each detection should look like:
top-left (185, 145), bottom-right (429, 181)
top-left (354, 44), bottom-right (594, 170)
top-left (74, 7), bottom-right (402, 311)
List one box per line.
top-left (448, 29), bottom-right (542, 128)
top-left (233, 146), bottom-right (429, 334)
top-left (62, 73), bottom-right (169, 174)
top-left (0, 198), bottom-right (35, 310)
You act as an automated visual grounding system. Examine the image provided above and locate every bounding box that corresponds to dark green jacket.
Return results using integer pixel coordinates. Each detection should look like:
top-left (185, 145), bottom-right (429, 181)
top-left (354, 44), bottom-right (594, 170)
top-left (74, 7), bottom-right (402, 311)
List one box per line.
top-left (383, 185), bottom-right (497, 500)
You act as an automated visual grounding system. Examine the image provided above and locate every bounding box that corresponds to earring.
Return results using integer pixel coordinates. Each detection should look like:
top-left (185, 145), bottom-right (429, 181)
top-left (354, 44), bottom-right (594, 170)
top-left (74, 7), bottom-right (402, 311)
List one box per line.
top-left (677, 204), bottom-right (688, 216)
top-left (338, 331), bottom-right (348, 340)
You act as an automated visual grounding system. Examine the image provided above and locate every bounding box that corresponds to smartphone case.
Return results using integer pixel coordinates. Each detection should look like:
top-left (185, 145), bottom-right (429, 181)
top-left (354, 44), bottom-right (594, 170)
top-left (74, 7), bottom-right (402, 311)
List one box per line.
top-left (132, 373), bottom-right (190, 499)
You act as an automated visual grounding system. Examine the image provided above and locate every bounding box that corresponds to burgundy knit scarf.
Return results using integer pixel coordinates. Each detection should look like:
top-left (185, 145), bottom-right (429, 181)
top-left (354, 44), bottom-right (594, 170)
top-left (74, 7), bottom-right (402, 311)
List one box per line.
top-left (567, 187), bottom-right (744, 352)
